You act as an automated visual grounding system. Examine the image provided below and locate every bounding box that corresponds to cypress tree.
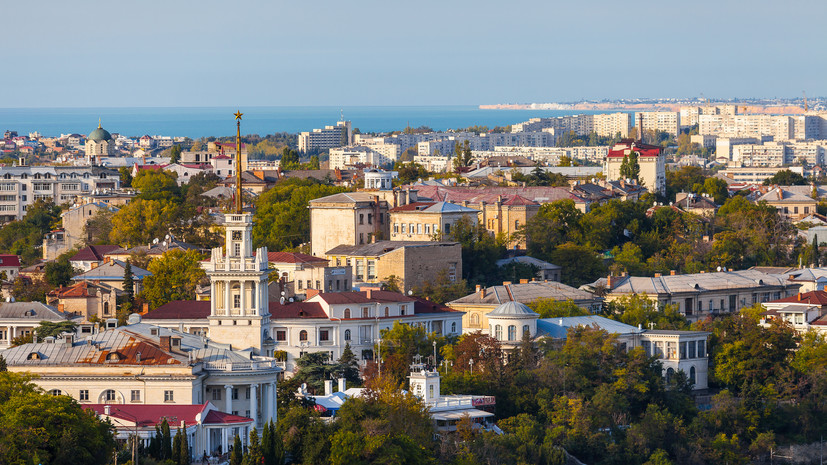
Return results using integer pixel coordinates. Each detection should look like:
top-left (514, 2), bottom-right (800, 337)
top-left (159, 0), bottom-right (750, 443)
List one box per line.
top-left (172, 428), bottom-right (182, 465)
top-left (270, 420), bottom-right (284, 465)
top-left (123, 259), bottom-right (134, 305)
top-left (180, 427), bottom-right (190, 465)
top-left (161, 418), bottom-right (172, 459)
top-left (262, 421), bottom-right (273, 465)
top-left (230, 434), bottom-right (243, 465)
top-left (243, 427), bottom-right (263, 465)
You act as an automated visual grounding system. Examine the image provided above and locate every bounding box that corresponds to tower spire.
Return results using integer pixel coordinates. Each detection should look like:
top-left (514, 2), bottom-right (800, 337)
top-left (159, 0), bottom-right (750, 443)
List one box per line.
top-left (233, 110), bottom-right (243, 214)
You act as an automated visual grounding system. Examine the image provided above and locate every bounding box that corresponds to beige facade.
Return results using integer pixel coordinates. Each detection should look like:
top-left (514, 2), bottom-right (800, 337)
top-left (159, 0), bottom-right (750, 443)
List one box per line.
top-left (389, 202), bottom-right (479, 241)
top-left (604, 142), bottom-right (666, 195)
top-left (635, 112), bottom-right (680, 137)
top-left (309, 192), bottom-right (390, 257)
top-left (326, 241), bottom-right (462, 293)
top-left (47, 281), bottom-right (121, 322)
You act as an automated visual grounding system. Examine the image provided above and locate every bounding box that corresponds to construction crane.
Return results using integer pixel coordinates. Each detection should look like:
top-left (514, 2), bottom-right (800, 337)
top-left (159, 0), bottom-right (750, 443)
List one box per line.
top-left (803, 91), bottom-right (808, 112)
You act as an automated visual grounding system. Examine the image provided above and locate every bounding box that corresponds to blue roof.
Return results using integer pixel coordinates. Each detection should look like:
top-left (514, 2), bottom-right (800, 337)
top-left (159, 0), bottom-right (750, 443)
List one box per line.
top-left (537, 315), bottom-right (641, 339)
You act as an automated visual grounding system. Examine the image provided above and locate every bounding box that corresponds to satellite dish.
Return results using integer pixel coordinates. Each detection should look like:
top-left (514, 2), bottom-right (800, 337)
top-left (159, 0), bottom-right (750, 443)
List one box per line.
top-left (162, 241), bottom-right (167, 247)
top-left (408, 290), bottom-right (413, 296)
top-left (280, 297), bottom-right (285, 305)
top-left (717, 266), bottom-right (722, 272)
top-left (153, 238), bottom-right (159, 244)
top-left (289, 297), bottom-right (295, 302)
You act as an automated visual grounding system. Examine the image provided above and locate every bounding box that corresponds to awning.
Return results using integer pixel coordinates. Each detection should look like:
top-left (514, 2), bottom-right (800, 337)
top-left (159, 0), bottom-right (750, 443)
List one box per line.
top-left (431, 409), bottom-right (495, 421)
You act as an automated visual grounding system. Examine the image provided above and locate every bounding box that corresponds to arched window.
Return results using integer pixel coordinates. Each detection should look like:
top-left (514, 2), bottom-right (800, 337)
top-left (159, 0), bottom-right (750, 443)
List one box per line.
top-left (103, 389), bottom-right (117, 403)
top-left (299, 330), bottom-right (308, 341)
top-left (494, 325), bottom-right (502, 340)
top-left (232, 284), bottom-right (241, 308)
top-left (523, 325), bottom-right (530, 337)
top-left (470, 313), bottom-right (479, 326)
top-left (103, 302), bottom-right (110, 316)
top-left (344, 329), bottom-right (351, 341)
top-left (50, 389), bottom-right (62, 396)
top-left (666, 367), bottom-right (675, 383)
top-left (26, 352), bottom-right (40, 360)
top-left (106, 353), bottom-right (120, 362)
top-left (689, 366), bottom-right (696, 385)
top-left (507, 325), bottom-right (516, 341)
top-left (344, 308), bottom-right (351, 319)
top-left (451, 322), bottom-right (457, 333)
top-left (384, 307), bottom-right (389, 317)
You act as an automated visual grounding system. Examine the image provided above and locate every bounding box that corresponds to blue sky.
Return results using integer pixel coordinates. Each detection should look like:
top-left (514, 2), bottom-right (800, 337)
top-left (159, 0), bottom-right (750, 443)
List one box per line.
top-left (4, 0), bottom-right (824, 107)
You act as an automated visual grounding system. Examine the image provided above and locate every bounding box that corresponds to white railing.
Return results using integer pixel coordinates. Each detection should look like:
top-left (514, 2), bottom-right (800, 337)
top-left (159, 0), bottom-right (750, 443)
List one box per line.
top-left (203, 360), bottom-right (280, 371)
top-left (428, 398), bottom-right (474, 410)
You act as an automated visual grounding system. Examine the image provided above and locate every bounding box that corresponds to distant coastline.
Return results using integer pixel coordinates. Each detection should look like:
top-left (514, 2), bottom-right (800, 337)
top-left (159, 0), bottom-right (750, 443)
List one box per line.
top-left (480, 102), bottom-right (809, 114)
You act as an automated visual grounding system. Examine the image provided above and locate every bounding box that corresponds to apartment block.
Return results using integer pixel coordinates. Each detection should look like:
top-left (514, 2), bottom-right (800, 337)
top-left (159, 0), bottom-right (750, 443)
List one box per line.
top-left (298, 120), bottom-right (353, 153)
top-left (635, 111), bottom-right (680, 137)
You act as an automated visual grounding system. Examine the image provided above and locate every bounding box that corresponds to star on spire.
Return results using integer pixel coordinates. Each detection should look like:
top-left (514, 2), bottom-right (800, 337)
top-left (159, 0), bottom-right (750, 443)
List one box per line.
top-left (234, 110), bottom-right (243, 121)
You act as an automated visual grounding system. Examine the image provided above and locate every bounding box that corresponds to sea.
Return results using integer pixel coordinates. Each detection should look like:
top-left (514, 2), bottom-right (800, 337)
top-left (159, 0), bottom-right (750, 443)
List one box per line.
top-left (0, 106), bottom-right (620, 139)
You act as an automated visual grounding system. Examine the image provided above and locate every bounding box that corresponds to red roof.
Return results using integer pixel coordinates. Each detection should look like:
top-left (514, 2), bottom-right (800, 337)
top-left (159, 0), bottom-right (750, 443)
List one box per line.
top-left (269, 301), bottom-right (328, 319)
top-left (607, 140), bottom-right (663, 158)
top-left (144, 300), bottom-right (210, 320)
top-left (0, 254), bottom-right (21, 267)
top-left (315, 290), bottom-right (412, 305)
top-left (768, 290), bottom-right (827, 306)
top-left (49, 281), bottom-right (106, 298)
top-left (267, 252), bottom-right (328, 264)
top-left (70, 245), bottom-right (121, 262)
top-left (84, 404), bottom-right (252, 427)
top-left (413, 297), bottom-right (461, 315)
top-left (502, 195), bottom-right (539, 206)
top-left (389, 202), bottom-right (437, 212)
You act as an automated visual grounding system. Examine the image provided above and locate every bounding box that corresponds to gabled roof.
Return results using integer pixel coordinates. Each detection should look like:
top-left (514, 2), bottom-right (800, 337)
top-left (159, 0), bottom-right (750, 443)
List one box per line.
top-left (448, 281), bottom-right (597, 307)
top-left (72, 259), bottom-right (151, 281)
top-left (143, 300), bottom-right (210, 320)
top-left (49, 281), bottom-right (122, 299)
top-left (502, 195), bottom-right (539, 206)
top-left (757, 187), bottom-right (815, 203)
top-left (86, 404), bottom-right (209, 427)
top-left (70, 245), bottom-right (121, 262)
top-left (0, 302), bottom-right (70, 321)
top-left (607, 140), bottom-right (662, 158)
top-left (495, 256), bottom-right (561, 270)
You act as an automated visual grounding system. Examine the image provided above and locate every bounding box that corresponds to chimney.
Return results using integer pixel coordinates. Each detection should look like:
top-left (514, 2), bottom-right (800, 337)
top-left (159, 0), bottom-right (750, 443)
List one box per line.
top-left (798, 292), bottom-right (802, 301)
top-left (338, 378), bottom-right (346, 393)
top-left (607, 275), bottom-right (615, 289)
top-left (654, 273), bottom-right (661, 278)
top-left (104, 405), bottom-right (111, 415)
top-left (502, 281), bottom-right (511, 286)
top-left (670, 270), bottom-right (677, 276)
top-left (90, 262), bottom-right (99, 270)
top-left (103, 256), bottom-right (110, 264)
top-left (63, 333), bottom-right (73, 347)
top-left (475, 284), bottom-right (482, 293)
top-left (324, 379), bottom-right (333, 396)
top-left (519, 279), bottom-right (529, 284)
top-left (160, 335), bottom-right (171, 352)
top-left (480, 287), bottom-right (486, 298)
top-left (366, 288), bottom-right (372, 299)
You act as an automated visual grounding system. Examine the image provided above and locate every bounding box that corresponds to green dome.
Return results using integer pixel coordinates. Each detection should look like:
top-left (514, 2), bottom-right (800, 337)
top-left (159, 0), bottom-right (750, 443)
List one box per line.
top-left (88, 123), bottom-right (112, 142)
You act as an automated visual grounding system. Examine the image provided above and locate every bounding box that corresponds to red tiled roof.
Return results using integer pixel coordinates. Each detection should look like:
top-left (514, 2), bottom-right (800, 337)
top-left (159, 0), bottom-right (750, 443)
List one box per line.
top-left (0, 254), bottom-right (21, 267)
top-left (502, 195), bottom-right (539, 206)
top-left (70, 245), bottom-right (121, 262)
top-left (85, 404), bottom-right (207, 427)
top-left (143, 300), bottom-right (210, 320)
top-left (269, 301), bottom-right (328, 319)
top-left (316, 290), bottom-right (412, 305)
top-left (768, 290), bottom-right (827, 306)
top-left (413, 297), bottom-right (461, 314)
top-left (203, 410), bottom-right (254, 424)
top-left (607, 140), bottom-right (662, 158)
top-left (49, 281), bottom-right (104, 298)
top-left (267, 252), bottom-right (328, 264)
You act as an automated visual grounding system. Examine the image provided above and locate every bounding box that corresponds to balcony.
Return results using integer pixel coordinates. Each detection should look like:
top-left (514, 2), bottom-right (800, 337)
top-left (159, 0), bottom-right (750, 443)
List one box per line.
top-left (203, 359), bottom-right (281, 371)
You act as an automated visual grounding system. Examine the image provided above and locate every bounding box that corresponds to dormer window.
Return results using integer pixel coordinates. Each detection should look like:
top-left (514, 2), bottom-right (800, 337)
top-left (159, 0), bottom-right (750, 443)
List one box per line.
top-left (106, 353), bottom-right (120, 362)
top-left (24, 309), bottom-right (36, 317)
top-left (26, 352), bottom-right (40, 360)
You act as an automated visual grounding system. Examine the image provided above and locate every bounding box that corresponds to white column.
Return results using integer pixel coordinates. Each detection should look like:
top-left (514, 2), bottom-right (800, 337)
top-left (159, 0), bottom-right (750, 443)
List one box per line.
top-left (225, 281), bottom-right (232, 314)
top-left (269, 382), bottom-right (277, 424)
top-left (254, 281), bottom-right (260, 315)
top-left (240, 281), bottom-right (246, 316)
top-left (221, 427), bottom-right (228, 455)
top-left (210, 281), bottom-right (216, 315)
top-left (224, 385), bottom-right (233, 414)
top-left (250, 384), bottom-right (258, 429)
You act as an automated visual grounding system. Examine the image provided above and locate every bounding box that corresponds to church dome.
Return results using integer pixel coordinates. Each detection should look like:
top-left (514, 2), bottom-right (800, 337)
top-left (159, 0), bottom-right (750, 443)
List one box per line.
top-left (88, 123), bottom-right (112, 142)
top-left (488, 301), bottom-right (539, 318)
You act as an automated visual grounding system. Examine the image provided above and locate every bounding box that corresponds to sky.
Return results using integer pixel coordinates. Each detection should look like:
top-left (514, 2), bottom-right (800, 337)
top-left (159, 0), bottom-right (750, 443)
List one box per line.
top-left (3, 0), bottom-right (825, 108)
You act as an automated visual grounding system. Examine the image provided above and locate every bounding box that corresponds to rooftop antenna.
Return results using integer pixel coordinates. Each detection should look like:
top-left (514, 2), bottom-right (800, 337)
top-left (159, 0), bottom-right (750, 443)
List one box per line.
top-left (233, 110), bottom-right (243, 214)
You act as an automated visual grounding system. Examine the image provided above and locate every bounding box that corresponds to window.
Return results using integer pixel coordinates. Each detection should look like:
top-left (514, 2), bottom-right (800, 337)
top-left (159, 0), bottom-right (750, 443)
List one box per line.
top-left (233, 294), bottom-right (241, 308)
top-left (507, 325), bottom-right (516, 341)
top-left (367, 260), bottom-right (376, 279)
top-left (104, 389), bottom-right (116, 402)
top-left (299, 330), bottom-right (308, 341)
top-left (697, 340), bottom-right (706, 357)
top-left (131, 390), bottom-right (141, 402)
top-left (680, 342), bottom-right (687, 359)
top-left (444, 223), bottom-right (451, 234)
top-left (394, 223), bottom-right (399, 233)
top-left (384, 307), bottom-right (389, 317)
top-left (367, 213), bottom-right (372, 224)
top-left (232, 388), bottom-right (239, 400)
top-left (319, 329), bottom-right (330, 341)
top-left (79, 390), bottom-right (89, 401)
top-left (164, 390), bottom-right (174, 402)
top-left (665, 367), bottom-right (675, 383)
top-left (523, 325), bottom-right (529, 337)
top-left (689, 366), bottom-right (696, 385)
top-left (515, 220), bottom-right (520, 229)
top-left (356, 261), bottom-right (364, 279)
top-left (451, 322), bottom-right (457, 333)
top-left (495, 325), bottom-right (502, 340)
top-left (641, 341), bottom-right (652, 356)
top-left (316, 280), bottom-right (321, 289)
top-left (212, 390), bottom-right (222, 401)
top-left (359, 214), bottom-right (364, 225)
top-left (470, 313), bottom-right (479, 326)
top-left (688, 341), bottom-right (696, 358)
top-left (103, 302), bottom-right (110, 316)
top-left (344, 308), bottom-right (351, 319)
top-left (233, 242), bottom-right (241, 257)
top-left (50, 389), bottom-right (62, 396)
top-left (654, 341), bottom-right (664, 358)
top-left (362, 307), bottom-right (369, 318)
top-left (232, 231), bottom-right (242, 241)
top-left (276, 330), bottom-right (286, 341)
top-left (425, 224), bottom-right (431, 235)
top-left (400, 305), bottom-right (406, 316)
top-left (344, 329), bottom-right (351, 341)
top-left (401, 223), bottom-right (406, 234)
top-left (297, 280), bottom-right (303, 290)
top-left (416, 223), bottom-right (422, 234)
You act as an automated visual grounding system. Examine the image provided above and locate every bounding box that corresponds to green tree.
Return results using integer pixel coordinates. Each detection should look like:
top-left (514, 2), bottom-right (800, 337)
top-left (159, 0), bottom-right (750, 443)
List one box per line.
top-left (393, 162), bottom-right (430, 184)
top-left (109, 198), bottom-right (179, 247)
top-left (172, 427), bottom-right (183, 465)
top-left (441, 215), bottom-right (505, 286)
top-left (179, 424), bottom-right (190, 465)
top-left (169, 145), bottom-right (182, 164)
top-left (452, 140), bottom-right (474, 173)
top-left (619, 150), bottom-right (640, 182)
top-left (243, 427), bottom-right (263, 465)
top-left (132, 169), bottom-right (181, 201)
top-left (411, 269), bottom-right (468, 305)
top-left (518, 200), bottom-right (583, 260)
top-left (530, 299), bottom-right (589, 318)
top-left (230, 434), bottom-right (243, 465)
top-left (141, 249), bottom-right (206, 310)
top-left (123, 259), bottom-right (134, 305)
top-left (161, 418), bottom-right (172, 459)
top-left (280, 146), bottom-right (300, 169)
top-left (253, 178), bottom-right (350, 252)
top-left (118, 166), bottom-right (133, 188)
top-left (10, 276), bottom-right (52, 303)
top-left (34, 320), bottom-right (78, 338)
top-left (334, 343), bottom-right (361, 387)
top-left (763, 169), bottom-right (807, 186)
top-left (606, 294), bottom-right (689, 330)
top-left (44, 255), bottom-right (74, 287)
top-left (548, 242), bottom-right (607, 287)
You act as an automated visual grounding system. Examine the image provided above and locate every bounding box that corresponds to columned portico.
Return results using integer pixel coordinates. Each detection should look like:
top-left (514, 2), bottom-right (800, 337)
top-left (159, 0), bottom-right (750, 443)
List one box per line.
top-left (250, 383), bottom-right (258, 429)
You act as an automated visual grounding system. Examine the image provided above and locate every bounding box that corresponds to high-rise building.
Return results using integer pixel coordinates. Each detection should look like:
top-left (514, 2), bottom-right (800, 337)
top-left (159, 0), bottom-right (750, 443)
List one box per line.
top-left (634, 112), bottom-right (680, 137)
top-left (298, 120), bottom-right (352, 153)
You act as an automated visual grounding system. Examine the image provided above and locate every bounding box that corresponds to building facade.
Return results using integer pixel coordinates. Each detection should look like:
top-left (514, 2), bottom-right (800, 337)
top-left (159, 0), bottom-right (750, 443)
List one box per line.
top-left (308, 192), bottom-right (390, 257)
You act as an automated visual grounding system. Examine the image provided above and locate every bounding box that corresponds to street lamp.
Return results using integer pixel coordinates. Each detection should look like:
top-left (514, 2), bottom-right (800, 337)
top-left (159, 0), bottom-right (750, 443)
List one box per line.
top-left (469, 358), bottom-right (474, 374)
top-left (114, 407), bottom-right (140, 465)
top-left (432, 340), bottom-right (437, 369)
top-left (441, 360), bottom-right (453, 375)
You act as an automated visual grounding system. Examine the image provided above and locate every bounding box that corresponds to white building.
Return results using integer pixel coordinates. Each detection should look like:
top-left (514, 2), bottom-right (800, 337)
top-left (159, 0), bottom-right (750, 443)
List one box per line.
top-left (298, 120), bottom-right (353, 153)
top-left (329, 145), bottom-right (394, 169)
top-left (635, 111), bottom-right (680, 137)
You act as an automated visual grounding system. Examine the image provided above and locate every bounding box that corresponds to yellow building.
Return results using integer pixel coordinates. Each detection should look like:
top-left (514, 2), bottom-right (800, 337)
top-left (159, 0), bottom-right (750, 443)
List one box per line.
top-left (389, 201), bottom-right (479, 241)
top-left (603, 140), bottom-right (665, 195)
top-left (309, 192), bottom-right (390, 257)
